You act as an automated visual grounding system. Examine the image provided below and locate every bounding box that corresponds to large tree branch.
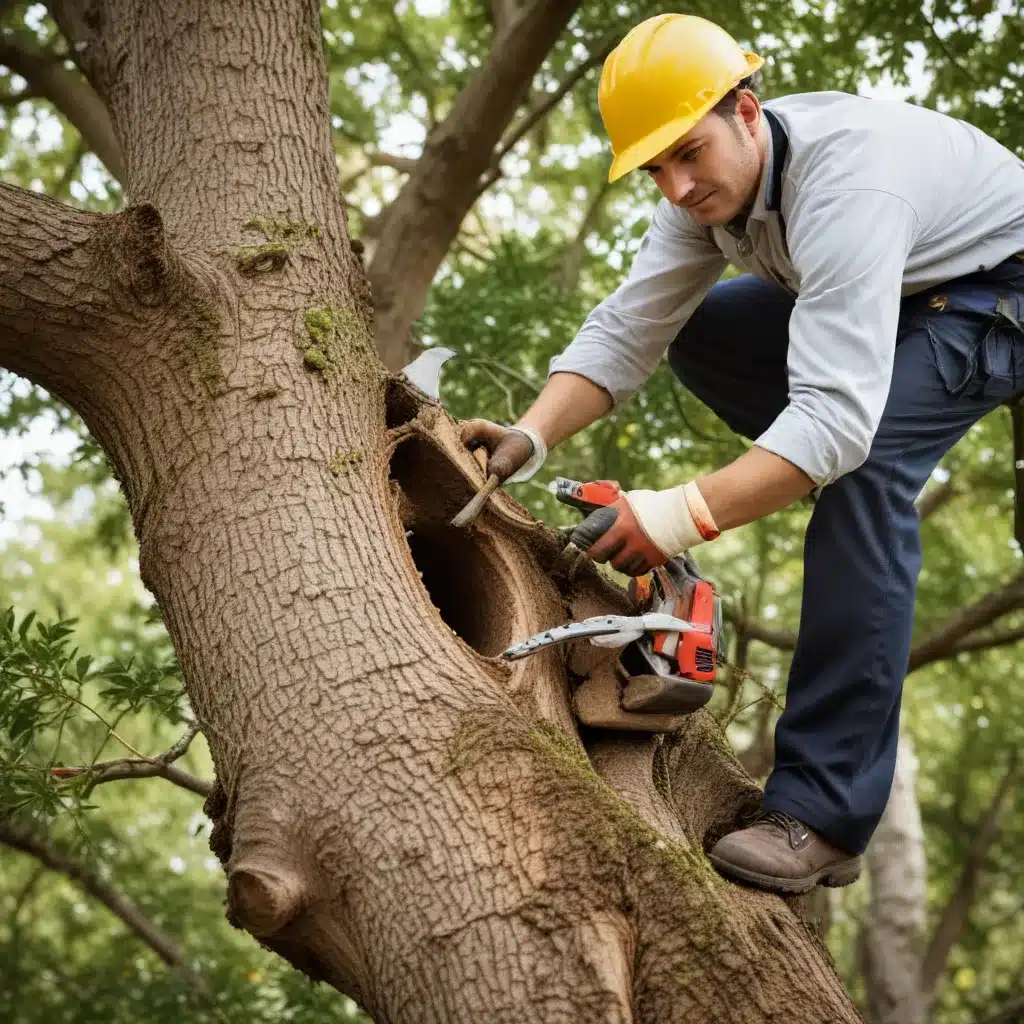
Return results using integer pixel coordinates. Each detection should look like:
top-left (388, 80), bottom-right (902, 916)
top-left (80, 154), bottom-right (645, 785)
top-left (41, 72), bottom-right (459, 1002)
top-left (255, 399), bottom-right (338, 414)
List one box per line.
top-left (0, 821), bottom-right (204, 984)
top-left (0, 180), bottom-right (106, 380)
top-left (921, 750), bottom-right (1019, 997)
top-left (722, 604), bottom-right (797, 651)
top-left (0, 28), bottom-right (124, 183)
top-left (728, 573), bottom-right (1024, 666)
top-left (0, 186), bottom-right (208, 416)
top-left (723, 483), bottom-right (1017, 662)
top-left (908, 571), bottom-right (1024, 671)
top-left (368, 0), bottom-right (581, 370)
top-left (489, 0), bottom-right (520, 38)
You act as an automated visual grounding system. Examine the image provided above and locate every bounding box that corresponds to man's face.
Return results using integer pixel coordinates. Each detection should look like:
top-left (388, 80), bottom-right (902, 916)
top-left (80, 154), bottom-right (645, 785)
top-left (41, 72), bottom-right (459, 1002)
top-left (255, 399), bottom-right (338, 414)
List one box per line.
top-left (639, 91), bottom-right (765, 226)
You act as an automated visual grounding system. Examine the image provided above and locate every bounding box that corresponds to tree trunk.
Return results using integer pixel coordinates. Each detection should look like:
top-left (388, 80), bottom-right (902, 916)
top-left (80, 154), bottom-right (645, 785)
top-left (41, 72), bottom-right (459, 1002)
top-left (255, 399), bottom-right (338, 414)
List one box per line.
top-left (0, 3), bottom-right (862, 1019)
top-left (859, 733), bottom-right (927, 1024)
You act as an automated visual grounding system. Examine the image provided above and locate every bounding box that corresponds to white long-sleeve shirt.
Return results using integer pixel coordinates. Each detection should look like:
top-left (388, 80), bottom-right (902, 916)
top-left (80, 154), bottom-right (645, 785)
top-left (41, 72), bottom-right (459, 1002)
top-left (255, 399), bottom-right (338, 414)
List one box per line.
top-left (549, 91), bottom-right (1024, 486)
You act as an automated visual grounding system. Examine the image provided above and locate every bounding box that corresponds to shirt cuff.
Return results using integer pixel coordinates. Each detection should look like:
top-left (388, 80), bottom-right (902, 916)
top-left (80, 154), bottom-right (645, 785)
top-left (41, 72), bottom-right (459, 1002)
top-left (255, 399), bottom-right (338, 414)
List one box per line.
top-left (547, 351), bottom-right (634, 408)
top-left (754, 404), bottom-right (842, 489)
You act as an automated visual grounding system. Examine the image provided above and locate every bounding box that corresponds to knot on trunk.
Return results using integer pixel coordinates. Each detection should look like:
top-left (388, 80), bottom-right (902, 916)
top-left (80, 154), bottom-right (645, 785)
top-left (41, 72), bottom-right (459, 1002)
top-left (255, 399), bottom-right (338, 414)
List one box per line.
top-left (228, 863), bottom-right (306, 937)
top-left (107, 202), bottom-right (171, 306)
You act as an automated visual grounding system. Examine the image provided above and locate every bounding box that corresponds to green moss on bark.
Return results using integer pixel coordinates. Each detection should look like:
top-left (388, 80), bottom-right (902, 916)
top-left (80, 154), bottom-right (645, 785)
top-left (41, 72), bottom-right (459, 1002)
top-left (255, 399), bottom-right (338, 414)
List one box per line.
top-left (448, 712), bottom-right (723, 898)
top-left (243, 216), bottom-right (320, 241)
top-left (328, 449), bottom-right (363, 475)
top-left (300, 306), bottom-right (370, 377)
top-left (303, 346), bottom-right (330, 373)
top-left (182, 303), bottom-right (225, 394)
top-left (236, 242), bottom-right (289, 274)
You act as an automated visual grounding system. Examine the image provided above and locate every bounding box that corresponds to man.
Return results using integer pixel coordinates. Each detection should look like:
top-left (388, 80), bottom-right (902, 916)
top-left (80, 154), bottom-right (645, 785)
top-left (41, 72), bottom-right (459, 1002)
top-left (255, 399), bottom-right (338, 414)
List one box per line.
top-left (461, 12), bottom-right (1024, 894)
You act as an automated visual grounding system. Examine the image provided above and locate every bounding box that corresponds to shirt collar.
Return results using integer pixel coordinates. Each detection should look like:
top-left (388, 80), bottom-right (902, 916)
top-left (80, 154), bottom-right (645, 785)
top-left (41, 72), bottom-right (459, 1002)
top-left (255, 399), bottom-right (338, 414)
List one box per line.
top-left (725, 107), bottom-right (789, 236)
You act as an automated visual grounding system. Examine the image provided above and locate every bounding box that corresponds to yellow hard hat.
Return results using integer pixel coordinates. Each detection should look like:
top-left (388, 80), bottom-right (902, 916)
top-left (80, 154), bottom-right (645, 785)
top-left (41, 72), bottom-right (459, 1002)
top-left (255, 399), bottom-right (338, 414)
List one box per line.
top-left (599, 14), bottom-right (764, 182)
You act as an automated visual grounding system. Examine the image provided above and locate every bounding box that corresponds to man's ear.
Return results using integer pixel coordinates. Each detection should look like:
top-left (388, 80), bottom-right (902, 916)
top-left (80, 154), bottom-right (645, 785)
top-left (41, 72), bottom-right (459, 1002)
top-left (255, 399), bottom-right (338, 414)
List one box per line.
top-left (736, 90), bottom-right (762, 138)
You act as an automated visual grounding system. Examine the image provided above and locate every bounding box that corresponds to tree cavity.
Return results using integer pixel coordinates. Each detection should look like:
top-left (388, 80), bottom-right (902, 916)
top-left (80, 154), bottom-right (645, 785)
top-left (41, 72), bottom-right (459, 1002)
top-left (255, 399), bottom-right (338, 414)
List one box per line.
top-left (389, 437), bottom-right (514, 658)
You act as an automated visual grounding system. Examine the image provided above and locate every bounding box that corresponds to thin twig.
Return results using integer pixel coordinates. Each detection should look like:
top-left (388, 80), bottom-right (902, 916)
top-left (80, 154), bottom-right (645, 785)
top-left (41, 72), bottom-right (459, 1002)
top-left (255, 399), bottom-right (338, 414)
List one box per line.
top-left (465, 356), bottom-right (542, 395)
top-left (0, 821), bottom-right (209, 993)
top-left (477, 362), bottom-right (520, 422)
top-left (489, 30), bottom-right (618, 167)
top-left (58, 690), bottom-right (150, 760)
top-left (155, 719), bottom-right (200, 764)
top-left (49, 721), bottom-right (210, 797)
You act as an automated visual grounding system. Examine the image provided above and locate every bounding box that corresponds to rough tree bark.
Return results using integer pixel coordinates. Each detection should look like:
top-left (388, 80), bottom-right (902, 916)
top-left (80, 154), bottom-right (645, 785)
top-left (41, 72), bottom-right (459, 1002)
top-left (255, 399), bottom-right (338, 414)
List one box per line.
top-left (0, 3), bottom-right (862, 1020)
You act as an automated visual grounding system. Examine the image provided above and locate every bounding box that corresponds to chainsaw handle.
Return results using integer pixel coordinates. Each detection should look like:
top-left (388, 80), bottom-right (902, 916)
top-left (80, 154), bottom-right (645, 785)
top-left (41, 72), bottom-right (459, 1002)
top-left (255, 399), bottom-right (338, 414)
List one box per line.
top-left (553, 477), bottom-right (623, 515)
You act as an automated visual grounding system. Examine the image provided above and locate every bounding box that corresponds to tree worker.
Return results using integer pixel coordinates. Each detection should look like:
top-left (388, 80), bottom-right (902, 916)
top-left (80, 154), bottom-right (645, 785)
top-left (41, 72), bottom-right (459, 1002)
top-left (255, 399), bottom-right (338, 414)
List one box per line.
top-left (460, 12), bottom-right (1024, 894)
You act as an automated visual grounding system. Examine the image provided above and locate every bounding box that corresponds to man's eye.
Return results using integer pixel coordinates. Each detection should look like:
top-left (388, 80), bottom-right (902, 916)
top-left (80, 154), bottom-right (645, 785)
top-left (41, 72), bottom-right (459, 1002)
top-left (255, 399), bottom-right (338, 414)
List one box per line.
top-left (679, 147), bottom-right (702, 163)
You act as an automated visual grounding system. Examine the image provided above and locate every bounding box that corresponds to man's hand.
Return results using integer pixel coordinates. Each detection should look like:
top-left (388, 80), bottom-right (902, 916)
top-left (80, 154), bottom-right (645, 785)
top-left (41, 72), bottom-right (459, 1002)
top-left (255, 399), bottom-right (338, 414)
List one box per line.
top-left (459, 419), bottom-right (546, 483)
top-left (571, 483), bottom-right (719, 576)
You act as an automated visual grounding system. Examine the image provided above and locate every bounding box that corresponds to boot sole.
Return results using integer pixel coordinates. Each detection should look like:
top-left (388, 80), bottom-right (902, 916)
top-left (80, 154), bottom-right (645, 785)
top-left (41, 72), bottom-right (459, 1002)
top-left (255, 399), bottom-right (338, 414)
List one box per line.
top-left (707, 853), bottom-right (862, 895)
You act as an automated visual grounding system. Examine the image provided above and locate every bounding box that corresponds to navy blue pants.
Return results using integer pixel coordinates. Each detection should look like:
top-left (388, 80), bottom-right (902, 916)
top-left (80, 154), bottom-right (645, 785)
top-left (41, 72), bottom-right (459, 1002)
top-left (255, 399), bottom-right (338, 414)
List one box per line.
top-left (668, 258), bottom-right (1024, 855)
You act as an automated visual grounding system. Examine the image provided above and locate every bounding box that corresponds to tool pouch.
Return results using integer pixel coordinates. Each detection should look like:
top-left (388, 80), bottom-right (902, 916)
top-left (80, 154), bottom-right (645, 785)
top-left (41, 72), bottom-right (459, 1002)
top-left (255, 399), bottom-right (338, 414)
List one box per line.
top-left (923, 287), bottom-right (1024, 402)
top-left (920, 255), bottom-right (1024, 546)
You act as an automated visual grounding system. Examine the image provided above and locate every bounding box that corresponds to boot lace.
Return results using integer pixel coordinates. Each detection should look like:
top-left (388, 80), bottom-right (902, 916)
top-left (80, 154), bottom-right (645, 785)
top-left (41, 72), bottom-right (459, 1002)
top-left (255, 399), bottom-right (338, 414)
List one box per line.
top-left (753, 810), bottom-right (810, 848)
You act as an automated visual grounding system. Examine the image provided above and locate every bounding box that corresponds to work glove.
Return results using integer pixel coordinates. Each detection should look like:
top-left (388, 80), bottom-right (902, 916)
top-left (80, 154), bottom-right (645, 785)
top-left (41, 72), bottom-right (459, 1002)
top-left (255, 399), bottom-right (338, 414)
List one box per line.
top-left (570, 482), bottom-right (720, 576)
top-left (459, 419), bottom-right (547, 483)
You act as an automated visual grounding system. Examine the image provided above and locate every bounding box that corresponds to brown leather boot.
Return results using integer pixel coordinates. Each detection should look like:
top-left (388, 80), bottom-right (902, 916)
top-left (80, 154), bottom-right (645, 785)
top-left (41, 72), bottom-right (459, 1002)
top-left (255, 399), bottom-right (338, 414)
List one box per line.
top-left (708, 810), bottom-right (862, 894)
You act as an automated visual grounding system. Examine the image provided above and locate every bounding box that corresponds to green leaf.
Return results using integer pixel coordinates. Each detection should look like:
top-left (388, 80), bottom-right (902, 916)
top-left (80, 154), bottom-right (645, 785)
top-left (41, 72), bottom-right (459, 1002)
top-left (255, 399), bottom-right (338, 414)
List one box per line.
top-left (18, 610), bottom-right (36, 643)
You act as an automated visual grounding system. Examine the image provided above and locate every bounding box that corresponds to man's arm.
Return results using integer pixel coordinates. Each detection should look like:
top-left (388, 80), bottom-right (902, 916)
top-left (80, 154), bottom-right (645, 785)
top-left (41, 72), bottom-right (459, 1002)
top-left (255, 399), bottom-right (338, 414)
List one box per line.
top-left (698, 446), bottom-right (814, 531)
top-left (460, 372), bottom-right (612, 481)
top-left (517, 372), bottom-right (612, 447)
top-left (548, 199), bottom-right (725, 409)
top-left (571, 187), bottom-right (921, 575)
top-left (461, 200), bottom-right (725, 481)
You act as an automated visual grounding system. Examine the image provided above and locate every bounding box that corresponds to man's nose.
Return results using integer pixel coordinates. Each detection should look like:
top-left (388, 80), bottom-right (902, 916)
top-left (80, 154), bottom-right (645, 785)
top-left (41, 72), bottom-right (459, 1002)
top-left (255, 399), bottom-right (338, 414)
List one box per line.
top-left (657, 166), bottom-right (696, 206)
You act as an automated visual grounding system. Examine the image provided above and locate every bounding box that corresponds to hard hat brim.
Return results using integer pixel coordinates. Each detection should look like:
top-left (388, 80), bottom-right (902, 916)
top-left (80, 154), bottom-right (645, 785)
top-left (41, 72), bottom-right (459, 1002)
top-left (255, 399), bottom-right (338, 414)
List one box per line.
top-left (606, 52), bottom-right (764, 183)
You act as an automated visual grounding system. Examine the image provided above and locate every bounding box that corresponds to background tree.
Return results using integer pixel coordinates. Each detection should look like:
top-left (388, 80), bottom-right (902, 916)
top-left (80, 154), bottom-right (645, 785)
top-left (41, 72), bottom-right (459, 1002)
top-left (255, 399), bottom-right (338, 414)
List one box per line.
top-left (1, 1), bottom-right (1021, 1022)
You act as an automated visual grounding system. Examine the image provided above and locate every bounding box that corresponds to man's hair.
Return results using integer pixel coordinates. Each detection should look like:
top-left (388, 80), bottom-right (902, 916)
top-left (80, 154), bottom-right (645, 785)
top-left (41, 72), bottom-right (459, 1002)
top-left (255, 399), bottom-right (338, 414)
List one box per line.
top-left (713, 76), bottom-right (756, 117)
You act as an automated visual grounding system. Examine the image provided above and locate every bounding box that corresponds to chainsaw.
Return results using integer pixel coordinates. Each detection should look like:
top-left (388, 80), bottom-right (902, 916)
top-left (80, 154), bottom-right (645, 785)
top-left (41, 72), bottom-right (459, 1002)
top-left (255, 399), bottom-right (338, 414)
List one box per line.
top-left (501, 477), bottom-right (724, 716)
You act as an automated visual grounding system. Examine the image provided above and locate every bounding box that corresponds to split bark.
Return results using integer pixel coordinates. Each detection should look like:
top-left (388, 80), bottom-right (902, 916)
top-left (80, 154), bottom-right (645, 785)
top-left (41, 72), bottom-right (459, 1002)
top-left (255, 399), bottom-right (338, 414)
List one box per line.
top-left (0, 2), bottom-right (862, 1019)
